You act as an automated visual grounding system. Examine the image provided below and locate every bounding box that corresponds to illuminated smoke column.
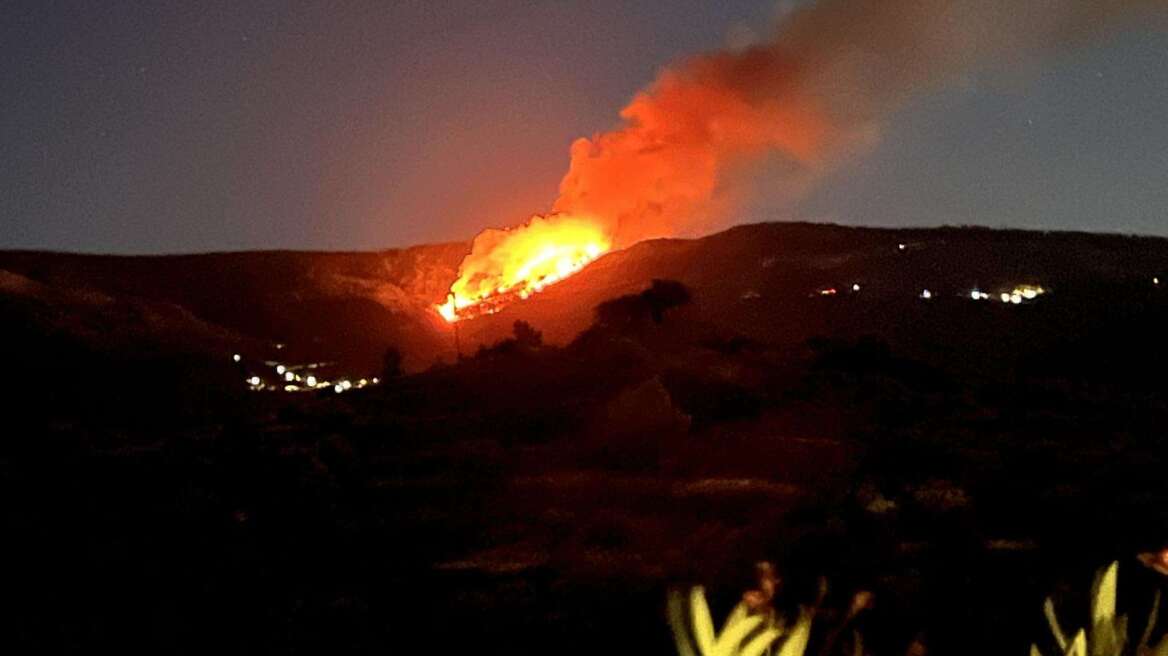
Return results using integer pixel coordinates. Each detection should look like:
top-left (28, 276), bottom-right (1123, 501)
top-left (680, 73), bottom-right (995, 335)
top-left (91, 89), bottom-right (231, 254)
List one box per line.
top-left (440, 0), bottom-right (1165, 320)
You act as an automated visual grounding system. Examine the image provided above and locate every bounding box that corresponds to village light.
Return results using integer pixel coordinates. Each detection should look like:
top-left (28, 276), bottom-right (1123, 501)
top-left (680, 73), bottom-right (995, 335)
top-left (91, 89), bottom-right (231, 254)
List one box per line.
top-left (284, 371), bottom-right (294, 382)
top-left (921, 289), bottom-right (933, 299)
top-left (306, 375), bottom-right (316, 386)
top-left (248, 376), bottom-right (261, 386)
top-left (232, 353), bottom-right (241, 362)
top-left (852, 283), bottom-right (861, 292)
top-left (334, 384), bottom-right (344, 394)
top-left (276, 365), bottom-right (286, 375)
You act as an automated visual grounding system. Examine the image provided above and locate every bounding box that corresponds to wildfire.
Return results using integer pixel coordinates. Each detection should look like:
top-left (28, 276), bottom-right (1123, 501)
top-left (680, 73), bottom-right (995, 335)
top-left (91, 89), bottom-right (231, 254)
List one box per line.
top-left (437, 213), bottom-right (611, 322)
top-left (431, 0), bottom-right (1148, 324)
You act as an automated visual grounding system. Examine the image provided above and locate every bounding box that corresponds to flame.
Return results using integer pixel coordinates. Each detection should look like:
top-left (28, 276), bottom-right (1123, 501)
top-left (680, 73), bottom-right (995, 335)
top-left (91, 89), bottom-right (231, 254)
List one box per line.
top-left (437, 213), bottom-right (611, 322)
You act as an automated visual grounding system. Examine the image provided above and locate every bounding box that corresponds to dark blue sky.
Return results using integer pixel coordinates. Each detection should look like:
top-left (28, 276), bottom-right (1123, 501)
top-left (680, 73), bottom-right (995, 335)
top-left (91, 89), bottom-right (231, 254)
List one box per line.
top-left (3, 1), bottom-right (1166, 253)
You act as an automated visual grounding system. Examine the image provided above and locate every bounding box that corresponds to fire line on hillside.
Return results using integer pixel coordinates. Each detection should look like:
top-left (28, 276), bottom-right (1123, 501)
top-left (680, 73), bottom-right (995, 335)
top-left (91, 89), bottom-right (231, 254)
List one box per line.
top-left (437, 213), bottom-right (611, 322)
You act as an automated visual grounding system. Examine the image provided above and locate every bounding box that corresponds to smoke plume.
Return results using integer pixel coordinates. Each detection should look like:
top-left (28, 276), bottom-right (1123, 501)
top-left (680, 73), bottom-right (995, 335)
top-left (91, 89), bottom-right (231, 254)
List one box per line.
top-left (443, 0), bottom-right (1165, 314)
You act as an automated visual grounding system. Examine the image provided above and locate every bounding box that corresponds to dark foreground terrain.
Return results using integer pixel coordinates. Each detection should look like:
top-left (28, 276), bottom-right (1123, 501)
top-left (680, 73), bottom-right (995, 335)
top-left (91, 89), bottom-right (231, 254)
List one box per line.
top-left (3, 222), bottom-right (1168, 654)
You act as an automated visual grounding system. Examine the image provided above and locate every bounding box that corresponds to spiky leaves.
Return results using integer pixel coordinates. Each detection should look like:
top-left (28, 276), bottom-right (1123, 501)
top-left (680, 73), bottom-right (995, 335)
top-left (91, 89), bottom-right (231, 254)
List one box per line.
top-left (668, 586), bottom-right (809, 656)
top-left (1035, 561), bottom-right (1168, 656)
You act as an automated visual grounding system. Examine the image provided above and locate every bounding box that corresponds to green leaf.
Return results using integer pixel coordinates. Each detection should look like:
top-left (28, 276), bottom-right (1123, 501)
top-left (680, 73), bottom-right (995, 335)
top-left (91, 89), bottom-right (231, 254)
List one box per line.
top-left (739, 627), bottom-right (783, 656)
top-left (1045, 597), bottom-right (1069, 652)
top-left (1091, 562), bottom-right (1118, 626)
top-left (690, 587), bottom-right (717, 655)
top-left (775, 610), bottom-right (813, 656)
top-left (712, 609), bottom-right (764, 656)
top-left (1140, 589), bottom-right (1162, 650)
top-left (720, 602), bottom-right (748, 636)
top-left (1065, 630), bottom-right (1087, 656)
top-left (669, 588), bottom-right (698, 656)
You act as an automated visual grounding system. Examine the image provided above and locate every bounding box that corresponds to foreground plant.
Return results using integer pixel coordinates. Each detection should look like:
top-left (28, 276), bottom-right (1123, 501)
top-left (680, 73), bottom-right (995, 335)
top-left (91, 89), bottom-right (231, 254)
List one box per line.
top-left (1034, 561), bottom-right (1168, 656)
top-left (668, 563), bottom-right (870, 656)
top-left (667, 585), bottom-right (811, 656)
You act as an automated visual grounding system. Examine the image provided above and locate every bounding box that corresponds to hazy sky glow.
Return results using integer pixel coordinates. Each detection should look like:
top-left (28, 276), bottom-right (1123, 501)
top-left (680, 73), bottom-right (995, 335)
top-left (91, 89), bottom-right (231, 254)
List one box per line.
top-left (3, 1), bottom-right (1166, 254)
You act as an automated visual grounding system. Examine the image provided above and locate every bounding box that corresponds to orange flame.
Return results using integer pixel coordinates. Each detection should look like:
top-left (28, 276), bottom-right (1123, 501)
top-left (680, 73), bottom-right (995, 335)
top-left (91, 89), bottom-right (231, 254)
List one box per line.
top-left (437, 213), bottom-right (611, 322)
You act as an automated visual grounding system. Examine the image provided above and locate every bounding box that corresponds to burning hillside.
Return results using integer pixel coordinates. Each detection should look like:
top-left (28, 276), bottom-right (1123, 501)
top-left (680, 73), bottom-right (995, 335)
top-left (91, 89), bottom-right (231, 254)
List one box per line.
top-left (436, 0), bottom-right (1163, 322)
top-left (437, 214), bottom-right (610, 322)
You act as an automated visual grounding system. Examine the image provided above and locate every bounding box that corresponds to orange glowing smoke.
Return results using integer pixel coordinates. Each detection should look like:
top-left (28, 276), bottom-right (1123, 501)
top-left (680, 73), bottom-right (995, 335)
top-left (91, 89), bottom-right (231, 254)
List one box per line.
top-left (438, 0), bottom-right (1165, 322)
top-left (439, 47), bottom-right (831, 322)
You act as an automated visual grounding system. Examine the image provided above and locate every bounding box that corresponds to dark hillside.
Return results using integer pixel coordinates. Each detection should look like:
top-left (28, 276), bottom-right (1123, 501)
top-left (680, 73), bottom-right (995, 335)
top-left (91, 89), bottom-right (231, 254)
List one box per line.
top-left (3, 222), bottom-right (1168, 655)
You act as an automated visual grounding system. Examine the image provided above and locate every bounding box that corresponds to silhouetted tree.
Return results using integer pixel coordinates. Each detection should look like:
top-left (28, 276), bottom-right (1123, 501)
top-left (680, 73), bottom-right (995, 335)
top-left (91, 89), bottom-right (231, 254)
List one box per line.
top-left (642, 279), bottom-right (691, 323)
top-left (512, 320), bottom-right (543, 348)
top-left (595, 279), bottom-right (692, 327)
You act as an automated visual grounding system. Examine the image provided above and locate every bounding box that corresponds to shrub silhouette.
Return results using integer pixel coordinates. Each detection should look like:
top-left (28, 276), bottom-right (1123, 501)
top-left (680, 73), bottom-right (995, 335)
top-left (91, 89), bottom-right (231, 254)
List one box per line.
top-left (512, 320), bottom-right (542, 348)
top-left (595, 279), bottom-right (692, 327)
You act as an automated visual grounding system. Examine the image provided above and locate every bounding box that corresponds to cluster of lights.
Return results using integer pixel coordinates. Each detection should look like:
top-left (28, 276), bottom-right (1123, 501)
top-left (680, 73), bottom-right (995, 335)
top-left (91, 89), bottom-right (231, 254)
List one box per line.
top-left (967, 285), bottom-right (1046, 304)
top-left (239, 355), bottom-right (380, 394)
top-left (1005, 285), bottom-right (1044, 304)
top-left (810, 282), bottom-right (1049, 305)
top-left (813, 283), bottom-right (861, 297)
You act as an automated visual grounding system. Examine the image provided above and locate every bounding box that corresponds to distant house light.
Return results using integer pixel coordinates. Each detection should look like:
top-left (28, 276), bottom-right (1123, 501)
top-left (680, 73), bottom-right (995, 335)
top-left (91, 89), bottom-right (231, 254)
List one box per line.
top-left (232, 353), bottom-right (241, 362)
top-left (284, 371), bottom-right (295, 382)
top-left (334, 384), bottom-right (344, 394)
top-left (1002, 284), bottom-right (1045, 304)
top-left (306, 375), bottom-right (317, 387)
top-left (248, 376), bottom-right (261, 386)
top-left (920, 289), bottom-right (933, 299)
top-left (276, 365), bottom-right (286, 375)
top-left (898, 243), bottom-right (907, 251)
top-left (852, 283), bottom-right (861, 292)
top-left (1155, 277), bottom-right (1161, 286)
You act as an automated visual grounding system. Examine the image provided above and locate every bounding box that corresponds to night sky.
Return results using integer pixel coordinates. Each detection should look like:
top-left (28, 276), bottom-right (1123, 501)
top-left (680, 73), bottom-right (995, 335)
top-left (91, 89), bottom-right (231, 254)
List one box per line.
top-left (3, 1), bottom-right (1166, 254)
